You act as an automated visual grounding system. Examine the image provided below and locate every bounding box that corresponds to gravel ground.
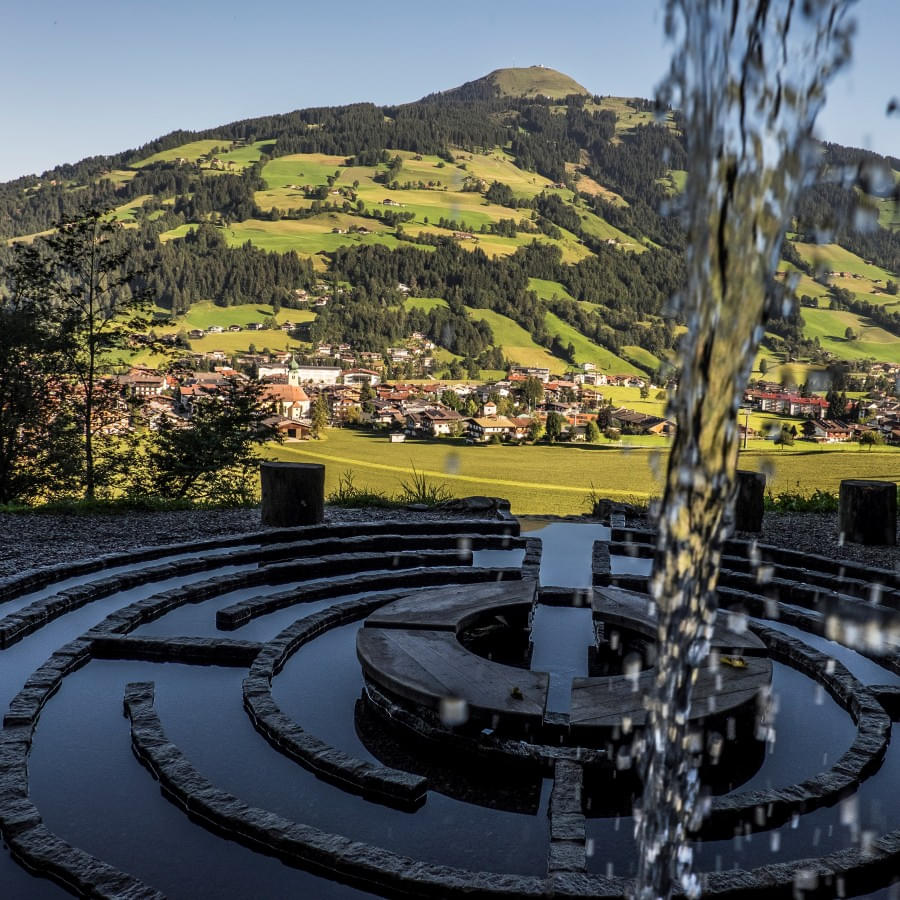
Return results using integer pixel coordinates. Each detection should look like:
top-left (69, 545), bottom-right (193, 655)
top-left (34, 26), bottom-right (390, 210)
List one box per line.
top-left (0, 505), bottom-right (486, 579)
top-left (738, 511), bottom-right (900, 573)
top-left (0, 506), bottom-right (897, 580)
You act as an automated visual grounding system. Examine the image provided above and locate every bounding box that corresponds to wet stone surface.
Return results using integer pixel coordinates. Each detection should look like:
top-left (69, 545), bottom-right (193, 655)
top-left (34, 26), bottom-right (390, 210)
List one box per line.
top-left (0, 515), bottom-right (897, 897)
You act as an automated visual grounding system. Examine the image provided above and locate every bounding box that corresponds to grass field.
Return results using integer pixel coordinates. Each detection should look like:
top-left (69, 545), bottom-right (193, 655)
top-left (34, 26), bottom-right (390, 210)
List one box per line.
top-left (244, 148), bottom-right (628, 264)
top-left (463, 307), bottom-right (562, 370)
top-left (132, 140), bottom-right (225, 168)
top-left (156, 299), bottom-right (313, 331)
top-left (221, 218), bottom-right (407, 256)
top-left (528, 278), bottom-right (577, 302)
top-left (792, 241), bottom-right (896, 282)
top-left (544, 311), bottom-right (643, 375)
top-left (591, 97), bottom-right (664, 136)
top-left (488, 67), bottom-right (588, 100)
top-left (109, 195), bottom-right (154, 222)
top-left (270, 428), bottom-right (900, 516)
top-left (405, 297), bottom-right (449, 313)
top-left (146, 300), bottom-right (315, 358)
top-left (622, 345), bottom-right (661, 372)
top-left (566, 164), bottom-right (629, 207)
top-left (213, 140), bottom-right (273, 171)
top-left (575, 207), bottom-right (647, 251)
top-left (451, 149), bottom-right (557, 200)
top-left (801, 307), bottom-right (900, 363)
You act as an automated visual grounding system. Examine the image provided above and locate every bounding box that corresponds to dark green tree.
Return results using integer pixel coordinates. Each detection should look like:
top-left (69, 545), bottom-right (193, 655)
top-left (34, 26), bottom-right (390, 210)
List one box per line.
top-left (826, 388), bottom-right (848, 419)
top-left (147, 377), bottom-right (279, 502)
top-left (545, 411), bottom-right (565, 442)
top-left (311, 393), bottom-right (330, 438)
top-left (360, 380), bottom-right (376, 414)
top-left (521, 376), bottom-right (545, 409)
top-left (0, 245), bottom-right (80, 503)
top-left (42, 210), bottom-right (157, 498)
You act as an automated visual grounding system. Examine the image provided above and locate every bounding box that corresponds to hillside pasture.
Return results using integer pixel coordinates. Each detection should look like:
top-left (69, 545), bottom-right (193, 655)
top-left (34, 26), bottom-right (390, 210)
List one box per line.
top-left (458, 150), bottom-right (557, 199)
top-left (405, 297), bottom-right (449, 313)
top-left (528, 278), bottom-right (577, 302)
top-left (156, 300), bottom-right (312, 331)
top-left (463, 307), bottom-right (562, 371)
top-left (575, 208), bottom-right (647, 251)
top-left (405, 224), bottom-right (589, 264)
top-left (565, 164), bottom-right (629, 207)
top-left (221, 217), bottom-right (406, 256)
top-left (150, 300), bottom-right (315, 356)
top-left (800, 308), bottom-right (900, 364)
top-left (102, 170), bottom-right (137, 188)
top-left (792, 241), bottom-right (895, 282)
top-left (259, 153), bottom-right (348, 190)
top-left (544, 311), bottom-right (643, 375)
top-left (109, 195), bottom-right (154, 222)
top-left (490, 67), bottom-right (588, 99)
top-left (213, 140), bottom-right (273, 170)
top-left (270, 428), bottom-right (899, 516)
top-left (132, 140), bottom-right (225, 169)
top-left (622, 345), bottom-right (661, 372)
top-left (590, 97), bottom-right (661, 135)
top-left (876, 195), bottom-right (899, 231)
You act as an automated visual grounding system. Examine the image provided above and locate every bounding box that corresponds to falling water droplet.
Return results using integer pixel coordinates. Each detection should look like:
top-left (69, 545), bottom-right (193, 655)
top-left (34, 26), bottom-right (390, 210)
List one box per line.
top-left (439, 696), bottom-right (469, 727)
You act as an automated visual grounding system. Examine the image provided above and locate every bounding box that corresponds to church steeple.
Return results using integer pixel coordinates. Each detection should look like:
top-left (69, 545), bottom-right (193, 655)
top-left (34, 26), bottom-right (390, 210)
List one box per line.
top-left (287, 354), bottom-right (301, 386)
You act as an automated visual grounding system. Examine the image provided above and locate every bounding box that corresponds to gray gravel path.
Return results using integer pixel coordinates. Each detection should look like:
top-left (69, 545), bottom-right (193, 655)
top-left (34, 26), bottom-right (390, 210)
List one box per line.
top-left (0, 506), bottom-right (476, 579)
top-left (0, 507), bottom-right (897, 580)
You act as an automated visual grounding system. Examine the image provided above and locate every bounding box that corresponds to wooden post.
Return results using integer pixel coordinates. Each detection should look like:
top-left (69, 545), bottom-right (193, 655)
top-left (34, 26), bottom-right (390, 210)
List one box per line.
top-left (260, 462), bottom-right (325, 528)
top-left (839, 480), bottom-right (897, 546)
top-left (733, 470), bottom-right (766, 533)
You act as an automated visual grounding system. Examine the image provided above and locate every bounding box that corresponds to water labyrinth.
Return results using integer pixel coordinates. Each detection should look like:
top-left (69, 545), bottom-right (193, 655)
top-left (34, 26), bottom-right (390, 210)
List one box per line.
top-left (0, 516), bottom-right (897, 898)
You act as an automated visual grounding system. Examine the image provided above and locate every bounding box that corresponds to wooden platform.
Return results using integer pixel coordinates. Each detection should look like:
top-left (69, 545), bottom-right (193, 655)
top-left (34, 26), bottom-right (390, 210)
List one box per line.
top-left (570, 656), bottom-right (772, 734)
top-left (358, 579), bottom-right (546, 732)
top-left (365, 580), bottom-right (537, 633)
top-left (357, 627), bottom-right (548, 729)
top-left (572, 585), bottom-right (773, 735)
top-left (357, 580), bottom-right (771, 744)
top-left (592, 585), bottom-right (768, 654)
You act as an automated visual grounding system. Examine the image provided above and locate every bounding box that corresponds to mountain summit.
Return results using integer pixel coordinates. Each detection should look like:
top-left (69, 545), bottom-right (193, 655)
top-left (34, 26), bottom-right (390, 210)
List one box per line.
top-left (424, 66), bottom-right (591, 102)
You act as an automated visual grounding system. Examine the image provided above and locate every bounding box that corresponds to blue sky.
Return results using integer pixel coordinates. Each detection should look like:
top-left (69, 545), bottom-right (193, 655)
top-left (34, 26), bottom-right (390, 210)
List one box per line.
top-left (0, 0), bottom-right (897, 182)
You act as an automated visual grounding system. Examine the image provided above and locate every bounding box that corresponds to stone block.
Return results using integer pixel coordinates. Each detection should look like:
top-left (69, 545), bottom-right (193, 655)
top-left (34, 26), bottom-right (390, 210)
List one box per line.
top-left (839, 479), bottom-right (897, 546)
top-left (260, 461), bottom-right (325, 528)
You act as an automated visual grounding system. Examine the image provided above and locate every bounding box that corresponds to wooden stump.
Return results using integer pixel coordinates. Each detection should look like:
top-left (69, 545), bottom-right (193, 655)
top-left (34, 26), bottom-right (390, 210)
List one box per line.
top-left (839, 480), bottom-right (897, 546)
top-left (733, 470), bottom-right (766, 533)
top-left (260, 462), bottom-right (325, 528)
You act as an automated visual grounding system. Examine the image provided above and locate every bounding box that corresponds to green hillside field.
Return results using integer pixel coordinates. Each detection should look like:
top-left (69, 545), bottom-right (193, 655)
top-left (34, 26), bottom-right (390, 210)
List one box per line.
top-left (801, 307), bottom-right (900, 364)
top-left (272, 428), bottom-right (900, 517)
top-left (543, 311), bottom-right (643, 375)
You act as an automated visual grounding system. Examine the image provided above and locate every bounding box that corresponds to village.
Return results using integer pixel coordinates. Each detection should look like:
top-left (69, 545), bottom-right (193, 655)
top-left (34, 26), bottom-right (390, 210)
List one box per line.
top-left (112, 327), bottom-right (900, 447)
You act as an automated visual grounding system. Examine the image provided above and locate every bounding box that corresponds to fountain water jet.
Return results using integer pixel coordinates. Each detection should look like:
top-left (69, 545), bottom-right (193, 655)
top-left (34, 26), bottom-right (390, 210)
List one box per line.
top-left (634, 2), bottom-right (856, 897)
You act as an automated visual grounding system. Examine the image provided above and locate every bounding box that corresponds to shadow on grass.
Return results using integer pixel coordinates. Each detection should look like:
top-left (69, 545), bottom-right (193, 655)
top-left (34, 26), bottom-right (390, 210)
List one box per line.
top-left (343, 427), bottom-right (662, 452)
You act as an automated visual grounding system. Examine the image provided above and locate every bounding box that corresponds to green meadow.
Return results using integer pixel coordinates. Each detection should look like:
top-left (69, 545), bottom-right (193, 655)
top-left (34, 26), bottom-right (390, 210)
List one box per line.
top-left (133, 140), bottom-right (224, 168)
top-left (271, 428), bottom-right (900, 517)
top-left (463, 307), bottom-right (561, 370)
top-left (792, 241), bottom-right (895, 282)
top-left (543, 311), bottom-right (643, 375)
top-left (528, 278), bottom-right (578, 302)
top-left (801, 308), bottom-right (900, 364)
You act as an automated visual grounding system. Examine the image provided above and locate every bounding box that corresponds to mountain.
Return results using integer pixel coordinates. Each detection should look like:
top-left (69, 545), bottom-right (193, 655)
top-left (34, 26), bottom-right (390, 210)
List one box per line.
top-left (1, 69), bottom-right (898, 381)
top-left (425, 66), bottom-right (591, 102)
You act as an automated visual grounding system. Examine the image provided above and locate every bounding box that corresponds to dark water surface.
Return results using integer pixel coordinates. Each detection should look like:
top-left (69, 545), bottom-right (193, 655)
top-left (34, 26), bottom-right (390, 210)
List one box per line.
top-left (2, 521), bottom-right (896, 897)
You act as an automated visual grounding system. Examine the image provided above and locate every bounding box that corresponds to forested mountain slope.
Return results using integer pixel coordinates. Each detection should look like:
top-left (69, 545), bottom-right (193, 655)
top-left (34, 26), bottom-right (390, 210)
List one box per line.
top-left (2, 66), bottom-right (898, 377)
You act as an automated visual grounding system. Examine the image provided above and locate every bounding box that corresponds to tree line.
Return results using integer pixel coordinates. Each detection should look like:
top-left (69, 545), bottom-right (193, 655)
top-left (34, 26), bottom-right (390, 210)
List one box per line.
top-left (0, 212), bottom-right (279, 506)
